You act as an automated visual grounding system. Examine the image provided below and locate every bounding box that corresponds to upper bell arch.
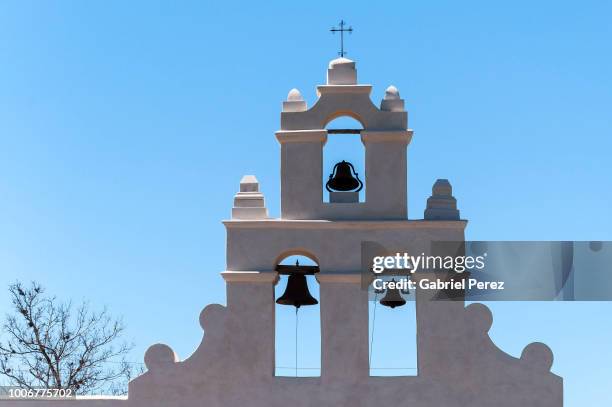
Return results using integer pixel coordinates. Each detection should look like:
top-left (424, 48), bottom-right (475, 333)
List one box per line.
top-left (280, 57), bottom-right (408, 131)
top-left (281, 85), bottom-right (407, 131)
top-left (274, 249), bottom-right (320, 268)
top-left (323, 110), bottom-right (366, 129)
top-left (276, 57), bottom-right (413, 220)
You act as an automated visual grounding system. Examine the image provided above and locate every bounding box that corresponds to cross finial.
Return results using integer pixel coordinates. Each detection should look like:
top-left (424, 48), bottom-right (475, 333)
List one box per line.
top-left (330, 20), bottom-right (353, 58)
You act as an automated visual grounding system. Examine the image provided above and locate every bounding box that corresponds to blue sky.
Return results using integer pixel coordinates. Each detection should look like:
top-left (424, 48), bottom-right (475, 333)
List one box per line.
top-left (1, 1), bottom-right (611, 405)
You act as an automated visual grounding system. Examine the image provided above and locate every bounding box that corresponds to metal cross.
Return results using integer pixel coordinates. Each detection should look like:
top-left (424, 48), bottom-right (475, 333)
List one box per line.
top-left (330, 20), bottom-right (353, 57)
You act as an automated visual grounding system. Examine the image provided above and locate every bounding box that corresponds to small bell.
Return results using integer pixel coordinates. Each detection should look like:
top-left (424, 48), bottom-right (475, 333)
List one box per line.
top-left (276, 261), bottom-right (319, 309)
top-left (379, 279), bottom-right (407, 308)
top-left (326, 160), bottom-right (363, 192)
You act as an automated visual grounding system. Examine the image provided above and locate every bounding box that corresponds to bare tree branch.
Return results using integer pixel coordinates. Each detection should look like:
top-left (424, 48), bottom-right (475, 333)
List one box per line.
top-left (0, 281), bottom-right (135, 394)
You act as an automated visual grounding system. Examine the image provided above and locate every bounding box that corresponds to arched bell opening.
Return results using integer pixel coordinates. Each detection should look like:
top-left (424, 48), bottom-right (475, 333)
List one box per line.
top-left (322, 110), bottom-right (366, 129)
top-left (274, 254), bottom-right (321, 377)
top-left (323, 116), bottom-right (366, 203)
top-left (368, 275), bottom-right (418, 377)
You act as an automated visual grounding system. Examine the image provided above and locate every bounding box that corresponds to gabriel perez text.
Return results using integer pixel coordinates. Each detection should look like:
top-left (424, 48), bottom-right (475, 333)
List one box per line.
top-left (372, 277), bottom-right (505, 291)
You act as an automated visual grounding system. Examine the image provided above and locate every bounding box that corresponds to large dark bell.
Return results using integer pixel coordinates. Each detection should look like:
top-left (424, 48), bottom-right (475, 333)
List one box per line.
top-left (380, 281), bottom-right (407, 309)
top-left (326, 160), bottom-right (363, 192)
top-left (276, 274), bottom-right (318, 308)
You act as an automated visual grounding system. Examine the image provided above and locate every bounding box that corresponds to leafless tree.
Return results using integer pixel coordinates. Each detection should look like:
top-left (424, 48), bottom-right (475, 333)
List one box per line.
top-left (0, 281), bottom-right (138, 394)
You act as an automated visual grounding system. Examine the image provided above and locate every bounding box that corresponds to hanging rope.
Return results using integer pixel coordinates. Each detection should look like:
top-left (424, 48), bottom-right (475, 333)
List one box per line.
top-left (295, 307), bottom-right (299, 377)
top-left (369, 292), bottom-right (378, 366)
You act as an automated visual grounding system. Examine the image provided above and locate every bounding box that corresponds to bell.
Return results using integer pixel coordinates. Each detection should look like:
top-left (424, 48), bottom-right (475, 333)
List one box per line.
top-left (379, 279), bottom-right (407, 309)
top-left (276, 273), bottom-right (318, 308)
top-left (326, 160), bottom-right (363, 192)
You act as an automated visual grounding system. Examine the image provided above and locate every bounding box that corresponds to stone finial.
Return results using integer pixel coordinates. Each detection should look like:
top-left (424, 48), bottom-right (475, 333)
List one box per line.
top-left (239, 175), bottom-right (259, 192)
top-left (520, 342), bottom-right (554, 372)
top-left (282, 88), bottom-right (307, 112)
top-left (144, 343), bottom-right (179, 371)
top-left (380, 85), bottom-right (405, 112)
top-left (327, 57), bottom-right (357, 85)
top-left (424, 179), bottom-right (460, 220)
top-left (232, 175), bottom-right (268, 219)
top-left (432, 178), bottom-right (453, 196)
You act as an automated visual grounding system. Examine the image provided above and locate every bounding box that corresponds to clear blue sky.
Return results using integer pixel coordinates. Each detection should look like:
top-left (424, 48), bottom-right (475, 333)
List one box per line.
top-left (1, 1), bottom-right (611, 405)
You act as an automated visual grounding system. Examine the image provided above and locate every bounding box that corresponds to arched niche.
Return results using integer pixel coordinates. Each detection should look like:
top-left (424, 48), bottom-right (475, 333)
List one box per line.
top-left (323, 110), bottom-right (366, 129)
top-left (273, 250), bottom-right (320, 269)
top-left (323, 116), bottom-right (366, 203)
top-left (274, 252), bottom-right (321, 377)
top-left (368, 280), bottom-right (418, 377)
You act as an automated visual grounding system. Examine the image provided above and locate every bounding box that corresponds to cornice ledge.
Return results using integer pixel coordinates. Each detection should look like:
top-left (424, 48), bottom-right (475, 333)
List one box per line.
top-left (275, 130), bottom-right (327, 143)
top-left (223, 219), bottom-right (468, 230)
top-left (316, 272), bottom-right (362, 284)
top-left (221, 271), bottom-right (278, 283)
top-left (361, 129), bottom-right (413, 143)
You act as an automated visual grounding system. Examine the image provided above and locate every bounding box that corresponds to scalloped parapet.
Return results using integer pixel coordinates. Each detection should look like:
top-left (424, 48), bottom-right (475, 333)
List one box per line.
top-left (123, 295), bottom-right (561, 407)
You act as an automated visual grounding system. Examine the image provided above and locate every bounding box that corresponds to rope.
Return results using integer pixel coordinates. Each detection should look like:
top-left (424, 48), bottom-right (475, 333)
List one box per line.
top-left (295, 307), bottom-right (299, 377)
top-left (369, 292), bottom-right (378, 366)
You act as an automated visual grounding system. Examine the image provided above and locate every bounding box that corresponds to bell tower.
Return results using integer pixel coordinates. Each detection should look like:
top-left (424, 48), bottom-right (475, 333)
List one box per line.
top-left (129, 55), bottom-right (563, 407)
top-left (277, 57), bottom-right (413, 220)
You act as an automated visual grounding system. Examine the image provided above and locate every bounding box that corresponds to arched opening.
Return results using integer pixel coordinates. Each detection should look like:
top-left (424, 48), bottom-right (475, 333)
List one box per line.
top-left (368, 277), bottom-right (418, 376)
top-left (274, 253), bottom-right (321, 377)
top-left (322, 110), bottom-right (366, 129)
top-left (323, 116), bottom-right (365, 203)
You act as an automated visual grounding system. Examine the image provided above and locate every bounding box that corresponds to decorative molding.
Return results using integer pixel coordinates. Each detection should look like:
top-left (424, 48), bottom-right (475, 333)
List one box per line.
top-left (220, 271), bottom-right (279, 283)
top-left (316, 84), bottom-right (373, 96)
top-left (223, 219), bottom-right (468, 230)
top-left (361, 130), bottom-right (413, 143)
top-left (316, 272), bottom-right (362, 284)
top-left (275, 130), bottom-right (327, 143)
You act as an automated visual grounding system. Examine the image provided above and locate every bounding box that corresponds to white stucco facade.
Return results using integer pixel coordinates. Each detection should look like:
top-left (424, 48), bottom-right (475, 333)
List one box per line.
top-left (0, 57), bottom-right (562, 407)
